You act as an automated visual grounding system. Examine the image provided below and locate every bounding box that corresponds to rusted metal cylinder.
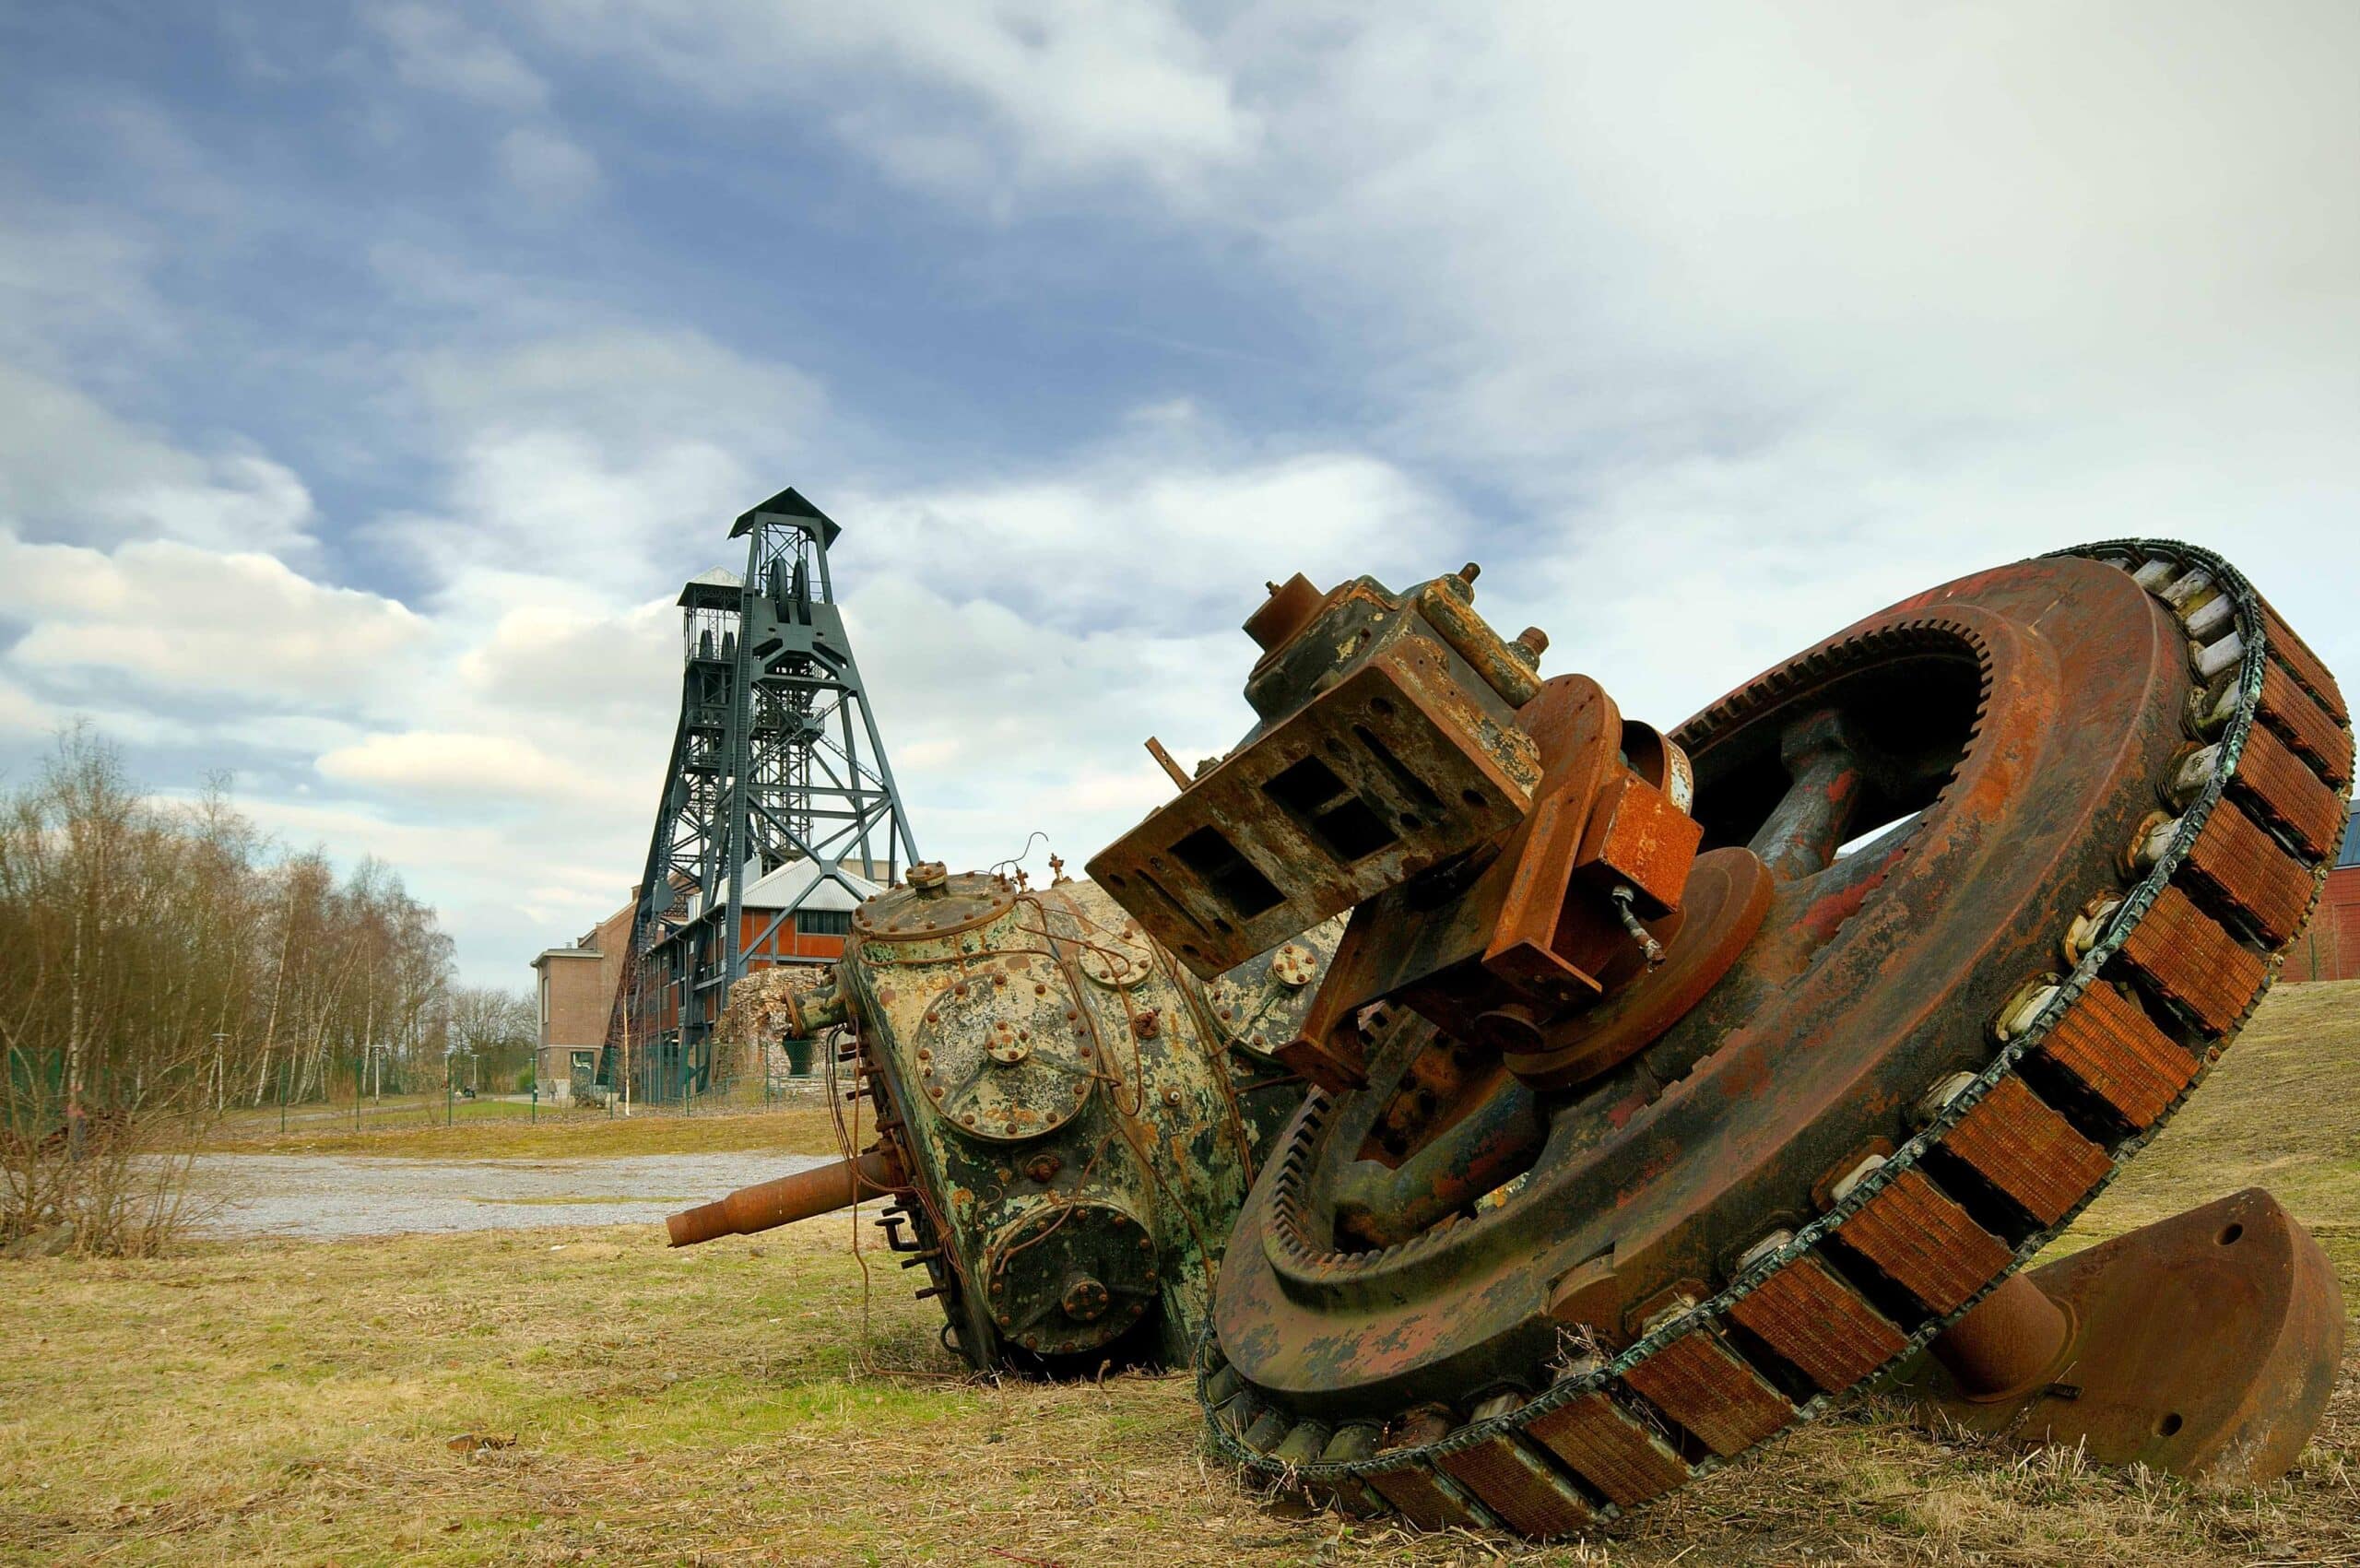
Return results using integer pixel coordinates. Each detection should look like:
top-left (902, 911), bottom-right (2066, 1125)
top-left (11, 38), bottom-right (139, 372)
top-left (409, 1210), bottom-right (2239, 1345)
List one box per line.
top-left (666, 1148), bottom-right (898, 1247)
top-left (1929, 1270), bottom-right (2074, 1401)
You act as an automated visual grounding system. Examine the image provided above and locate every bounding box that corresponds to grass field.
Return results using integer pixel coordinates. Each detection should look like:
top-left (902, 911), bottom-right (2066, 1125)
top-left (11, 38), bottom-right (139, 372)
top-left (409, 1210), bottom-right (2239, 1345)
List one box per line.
top-left (6, 984), bottom-right (2358, 1566)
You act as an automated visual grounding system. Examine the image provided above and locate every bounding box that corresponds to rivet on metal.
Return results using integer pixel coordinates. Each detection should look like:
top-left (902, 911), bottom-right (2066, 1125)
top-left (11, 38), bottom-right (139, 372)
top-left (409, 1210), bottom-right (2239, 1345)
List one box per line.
top-left (1829, 1154), bottom-right (1888, 1206)
top-left (1912, 1071), bottom-right (1980, 1126)
top-left (1737, 1229), bottom-right (1795, 1274)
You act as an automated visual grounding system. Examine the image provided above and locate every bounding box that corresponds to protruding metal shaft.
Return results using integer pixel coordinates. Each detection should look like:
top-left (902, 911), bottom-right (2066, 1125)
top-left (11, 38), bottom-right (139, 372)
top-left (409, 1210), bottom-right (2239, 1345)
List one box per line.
top-left (1929, 1270), bottom-right (2074, 1401)
top-left (1750, 708), bottom-right (1868, 881)
top-left (665, 1148), bottom-right (900, 1247)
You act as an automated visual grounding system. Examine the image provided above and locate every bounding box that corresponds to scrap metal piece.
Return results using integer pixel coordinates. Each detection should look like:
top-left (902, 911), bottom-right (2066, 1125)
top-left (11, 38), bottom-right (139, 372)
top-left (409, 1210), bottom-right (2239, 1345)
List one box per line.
top-left (665, 872), bottom-right (1342, 1373)
top-left (1910, 1188), bottom-right (2344, 1483)
top-left (1117, 540), bottom-right (2349, 1538)
top-left (1089, 568), bottom-right (1547, 978)
top-left (665, 1148), bottom-right (902, 1247)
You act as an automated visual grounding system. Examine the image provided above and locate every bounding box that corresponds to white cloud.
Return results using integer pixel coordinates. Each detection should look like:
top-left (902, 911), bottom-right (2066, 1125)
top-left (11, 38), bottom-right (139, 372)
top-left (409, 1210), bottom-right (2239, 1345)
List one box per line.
top-left (522, 0), bottom-right (1257, 202)
top-left (0, 676), bottom-right (52, 737)
top-left (0, 212), bottom-right (169, 368)
top-left (0, 364), bottom-right (316, 554)
top-left (317, 728), bottom-right (635, 810)
top-left (366, 2), bottom-right (550, 112)
top-left (839, 425), bottom-right (1457, 635)
top-left (454, 600), bottom-right (677, 723)
top-left (842, 573), bottom-right (1244, 877)
top-left (1239, 6), bottom-right (2360, 458)
top-left (384, 326), bottom-right (825, 599)
top-left (497, 124), bottom-right (602, 209)
top-left (0, 534), bottom-right (428, 706)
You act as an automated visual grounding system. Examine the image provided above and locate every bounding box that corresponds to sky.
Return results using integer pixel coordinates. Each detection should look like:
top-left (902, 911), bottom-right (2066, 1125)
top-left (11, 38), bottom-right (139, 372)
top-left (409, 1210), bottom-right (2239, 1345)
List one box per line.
top-left (2, 3), bottom-right (2356, 987)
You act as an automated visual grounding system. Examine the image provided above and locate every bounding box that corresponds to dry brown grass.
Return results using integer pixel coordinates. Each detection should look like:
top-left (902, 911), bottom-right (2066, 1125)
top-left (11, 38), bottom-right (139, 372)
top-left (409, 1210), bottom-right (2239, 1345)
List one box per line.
top-left (202, 1102), bottom-right (847, 1161)
top-left (5, 984), bottom-right (2359, 1566)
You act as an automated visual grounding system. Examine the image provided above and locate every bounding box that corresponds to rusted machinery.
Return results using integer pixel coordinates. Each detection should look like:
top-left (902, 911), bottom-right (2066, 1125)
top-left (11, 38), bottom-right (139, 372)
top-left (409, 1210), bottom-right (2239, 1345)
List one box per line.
top-left (1090, 543), bottom-right (2351, 1536)
top-left (667, 868), bottom-right (1340, 1371)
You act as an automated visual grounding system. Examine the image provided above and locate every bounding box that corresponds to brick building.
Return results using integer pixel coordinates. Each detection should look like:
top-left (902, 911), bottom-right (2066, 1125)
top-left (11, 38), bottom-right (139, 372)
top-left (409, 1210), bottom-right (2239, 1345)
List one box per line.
top-left (2284, 807), bottom-right (2360, 983)
top-left (535, 859), bottom-right (882, 1102)
top-left (530, 897), bottom-right (634, 1102)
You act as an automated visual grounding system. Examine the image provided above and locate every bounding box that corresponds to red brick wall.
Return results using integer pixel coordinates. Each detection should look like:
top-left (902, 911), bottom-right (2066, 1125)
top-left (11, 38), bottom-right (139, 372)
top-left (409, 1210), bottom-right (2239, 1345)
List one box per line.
top-left (738, 911), bottom-right (850, 965)
top-left (537, 953), bottom-right (610, 1047)
top-left (2284, 866), bottom-right (2360, 982)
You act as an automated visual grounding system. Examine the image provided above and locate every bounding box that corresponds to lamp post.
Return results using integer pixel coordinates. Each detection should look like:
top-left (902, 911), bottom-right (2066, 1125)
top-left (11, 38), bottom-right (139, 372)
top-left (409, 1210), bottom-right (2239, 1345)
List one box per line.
top-left (444, 1046), bottom-right (478, 1126)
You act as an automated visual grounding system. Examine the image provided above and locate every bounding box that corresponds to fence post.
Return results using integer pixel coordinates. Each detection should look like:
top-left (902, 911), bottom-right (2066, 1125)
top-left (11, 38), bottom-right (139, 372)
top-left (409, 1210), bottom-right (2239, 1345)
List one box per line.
top-left (530, 1084), bottom-right (537, 1124)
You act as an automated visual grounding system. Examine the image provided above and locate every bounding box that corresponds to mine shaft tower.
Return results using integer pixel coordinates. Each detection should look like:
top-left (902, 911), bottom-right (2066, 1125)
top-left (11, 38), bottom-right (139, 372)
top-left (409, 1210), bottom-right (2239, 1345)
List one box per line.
top-left (605, 488), bottom-right (919, 1103)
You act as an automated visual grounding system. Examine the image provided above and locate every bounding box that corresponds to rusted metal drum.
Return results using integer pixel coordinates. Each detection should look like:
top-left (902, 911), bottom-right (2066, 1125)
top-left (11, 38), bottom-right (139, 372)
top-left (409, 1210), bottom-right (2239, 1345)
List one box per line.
top-left (1177, 543), bottom-right (2350, 1534)
top-left (669, 871), bottom-right (1339, 1373)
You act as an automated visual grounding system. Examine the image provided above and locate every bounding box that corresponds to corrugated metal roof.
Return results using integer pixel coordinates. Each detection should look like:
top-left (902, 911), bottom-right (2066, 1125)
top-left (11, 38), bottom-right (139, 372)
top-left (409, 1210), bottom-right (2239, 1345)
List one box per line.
top-left (679, 857), bottom-right (882, 920)
top-left (742, 856), bottom-right (879, 912)
top-left (2339, 806), bottom-right (2359, 870)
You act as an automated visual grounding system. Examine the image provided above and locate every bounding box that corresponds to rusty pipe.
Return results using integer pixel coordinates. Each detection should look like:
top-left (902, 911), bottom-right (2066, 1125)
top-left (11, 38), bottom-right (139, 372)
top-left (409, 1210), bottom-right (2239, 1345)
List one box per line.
top-left (665, 1148), bottom-right (900, 1247)
top-left (783, 978), bottom-right (850, 1037)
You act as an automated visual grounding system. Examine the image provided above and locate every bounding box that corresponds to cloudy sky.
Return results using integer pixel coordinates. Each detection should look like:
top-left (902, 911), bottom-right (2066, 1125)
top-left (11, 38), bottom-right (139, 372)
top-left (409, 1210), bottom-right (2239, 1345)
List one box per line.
top-left (3, 4), bottom-right (2355, 985)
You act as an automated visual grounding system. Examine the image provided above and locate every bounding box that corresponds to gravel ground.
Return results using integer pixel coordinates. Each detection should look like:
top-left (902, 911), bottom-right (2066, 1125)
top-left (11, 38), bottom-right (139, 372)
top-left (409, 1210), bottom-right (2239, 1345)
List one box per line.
top-left (186, 1151), bottom-right (832, 1239)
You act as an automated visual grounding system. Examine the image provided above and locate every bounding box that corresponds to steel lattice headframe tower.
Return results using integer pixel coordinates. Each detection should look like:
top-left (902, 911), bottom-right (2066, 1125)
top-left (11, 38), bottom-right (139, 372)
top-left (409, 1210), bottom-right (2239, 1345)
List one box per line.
top-left (604, 487), bottom-right (919, 1103)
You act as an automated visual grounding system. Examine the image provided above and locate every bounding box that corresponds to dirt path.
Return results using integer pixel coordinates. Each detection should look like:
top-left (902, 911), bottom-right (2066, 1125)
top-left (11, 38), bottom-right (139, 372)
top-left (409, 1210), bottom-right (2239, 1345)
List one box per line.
top-left (185, 1150), bottom-right (831, 1239)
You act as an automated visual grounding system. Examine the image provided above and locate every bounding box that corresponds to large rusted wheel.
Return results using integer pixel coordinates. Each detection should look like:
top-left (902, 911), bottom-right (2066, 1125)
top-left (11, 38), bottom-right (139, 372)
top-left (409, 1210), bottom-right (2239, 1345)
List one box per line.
top-left (1199, 543), bottom-right (2352, 1536)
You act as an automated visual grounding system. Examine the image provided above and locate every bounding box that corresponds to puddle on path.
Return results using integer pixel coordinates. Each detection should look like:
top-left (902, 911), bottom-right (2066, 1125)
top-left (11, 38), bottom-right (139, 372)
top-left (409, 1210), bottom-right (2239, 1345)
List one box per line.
top-left (187, 1151), bottom-right (830, 1239)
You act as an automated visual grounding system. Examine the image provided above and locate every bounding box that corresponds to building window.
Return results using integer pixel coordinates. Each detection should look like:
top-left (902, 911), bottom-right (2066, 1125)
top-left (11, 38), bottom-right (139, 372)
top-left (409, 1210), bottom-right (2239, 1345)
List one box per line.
top-left (798, 909), bottom-right (853, 936)
top-left (571, 1051), bottom-right (596, 1074)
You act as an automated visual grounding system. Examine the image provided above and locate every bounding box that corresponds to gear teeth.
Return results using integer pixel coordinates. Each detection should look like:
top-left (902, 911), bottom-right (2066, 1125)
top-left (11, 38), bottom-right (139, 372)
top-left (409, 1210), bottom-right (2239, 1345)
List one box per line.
top-left (1365, 1459), bottom-right (1493, 1532)
top-left (1434, 1431), bottom-right (1602, 1536)
top-left (1728, 1251), bottom-right (1907, 1393)
top-left (1203, 539), bottom-right (2347, 1540)
top-left (1240, 1407), bottom-right (1291, 1453)
top-left (2033, 979), bottom-right (2198, 1128)
top-left (1309, 1425), bottom-right (1389, 1518)
top-left (2116, 883), bottom-right (2268, 1037)
top-left (1830, 1167), bottom-right (2010, 1315)
top-left (1936, 1075), bottom-right (2111, 1225)
top-left (2178, 796), bottom-right (2319, 947)
top-left (2229, 723), bottom-right (2349, 862)
top-left (1268, 1421), bottom-right (1330, 1467)
top-left (1521, 1388), bottom-right (1693, 1505)
top-left (2257, 663), bottom-right (2352, 787)
top-left (1620, 1327), bottom-right (1792, 1457)
top-left (2258, 601), bottom-right (2347, 724)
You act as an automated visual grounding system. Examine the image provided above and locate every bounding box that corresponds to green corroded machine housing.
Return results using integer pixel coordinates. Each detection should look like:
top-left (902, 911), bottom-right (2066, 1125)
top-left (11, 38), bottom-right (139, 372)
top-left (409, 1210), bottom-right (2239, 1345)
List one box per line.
top-left (667, 865), bottom-right (1339, 1373)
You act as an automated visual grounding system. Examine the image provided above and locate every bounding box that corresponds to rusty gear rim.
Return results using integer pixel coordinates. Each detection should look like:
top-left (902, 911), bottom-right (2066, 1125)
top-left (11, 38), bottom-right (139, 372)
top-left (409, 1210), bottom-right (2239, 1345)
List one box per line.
top-left (1194, 541), bottom-right (2353, 1536)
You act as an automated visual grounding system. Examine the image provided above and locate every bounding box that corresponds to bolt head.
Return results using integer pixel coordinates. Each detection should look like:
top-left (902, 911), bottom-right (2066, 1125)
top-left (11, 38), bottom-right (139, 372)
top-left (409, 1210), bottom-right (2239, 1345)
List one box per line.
top-left (1060, 1276), bottom-right (1111, 1322)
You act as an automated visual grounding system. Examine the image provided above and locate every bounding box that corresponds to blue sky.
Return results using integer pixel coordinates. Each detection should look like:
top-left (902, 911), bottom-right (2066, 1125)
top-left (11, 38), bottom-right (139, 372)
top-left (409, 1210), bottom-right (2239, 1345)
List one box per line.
top-left (4, 3), bottom-right (2356, 985)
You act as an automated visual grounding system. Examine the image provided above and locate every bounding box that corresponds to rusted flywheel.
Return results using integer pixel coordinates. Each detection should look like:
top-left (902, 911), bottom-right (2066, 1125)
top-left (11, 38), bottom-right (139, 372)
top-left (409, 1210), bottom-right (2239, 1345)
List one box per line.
top-left (1171, 544), bottom-right (2350, 1534)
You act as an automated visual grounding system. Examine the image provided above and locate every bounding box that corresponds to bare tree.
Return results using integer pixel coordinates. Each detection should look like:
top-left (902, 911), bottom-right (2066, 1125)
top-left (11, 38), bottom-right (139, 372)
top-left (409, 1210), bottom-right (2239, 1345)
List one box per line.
top-left (0, 731), bottom-right (459, 1256)
top-left (444, 986), bottom-right (537, 1093)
